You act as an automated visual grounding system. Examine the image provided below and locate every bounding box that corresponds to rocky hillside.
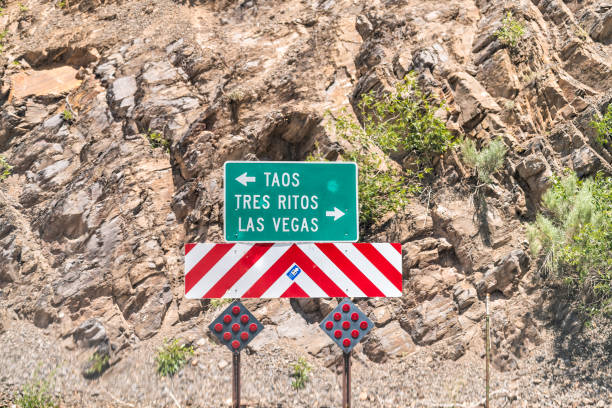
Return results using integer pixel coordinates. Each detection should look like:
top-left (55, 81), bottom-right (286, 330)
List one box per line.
top-left (0, 0), bottom-right (611, 406)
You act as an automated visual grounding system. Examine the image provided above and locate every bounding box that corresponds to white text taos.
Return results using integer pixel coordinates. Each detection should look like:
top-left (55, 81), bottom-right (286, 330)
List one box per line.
top-left (264, 172), bottom-right (300, 187)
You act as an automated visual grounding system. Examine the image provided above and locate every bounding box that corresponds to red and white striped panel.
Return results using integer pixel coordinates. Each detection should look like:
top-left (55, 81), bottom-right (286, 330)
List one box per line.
top-left (184, 243), bottom-right (402, 298)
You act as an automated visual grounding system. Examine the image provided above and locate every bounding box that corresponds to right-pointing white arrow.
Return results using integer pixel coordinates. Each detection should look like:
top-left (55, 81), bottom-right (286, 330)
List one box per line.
top-left (236, 172), bottom-right (256, 186)
top-left (326, 207), bottom-right (345, 221)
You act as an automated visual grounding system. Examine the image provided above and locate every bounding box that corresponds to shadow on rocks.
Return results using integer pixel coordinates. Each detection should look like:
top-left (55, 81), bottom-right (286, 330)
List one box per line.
top-left (534, 286), bottom-right (612, 395)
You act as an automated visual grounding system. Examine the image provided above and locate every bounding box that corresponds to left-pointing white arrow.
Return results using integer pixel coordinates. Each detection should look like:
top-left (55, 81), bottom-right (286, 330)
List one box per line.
top-left (325, 207), bottom-right (345, 221)
top-left (236, 172), bottom-right (256, 186)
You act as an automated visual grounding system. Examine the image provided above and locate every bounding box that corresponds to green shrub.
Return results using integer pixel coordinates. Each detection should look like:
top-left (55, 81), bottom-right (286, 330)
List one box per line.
top-left (56, 0), bottom-right (66, 8)
top-left (527, 172), bottom-right (611, 314)
top-left (0, 155), bottom-right (12, 181)
top-left (19, 3), bottom-right (28, 12)
top-left (210, 298), bottom-right (232, 309)
top-left (358, 73), bottom-right (454, 159)
top-left (591, 104), bottom-right (611, 147)
top-left (319, 74), bottom-right (454, 225)
top-left (146, 131), bottom-right (170, 152)
top-left (459, 138), bottom-right (507, 184)
top-left (290, 357), bottom-right (311, 390)
top-left (155, 339), bottom-right (194, 377)
top-left (61, 109), bottom-right (73, 123)
top-left (14, 372), bottom-right (58, 408)
top-left (495, 11), bottom-right (526, 49)
top-left (85, 352), bottom-right (110, 377)
top-left (0, 29), bottom-right (8, 53)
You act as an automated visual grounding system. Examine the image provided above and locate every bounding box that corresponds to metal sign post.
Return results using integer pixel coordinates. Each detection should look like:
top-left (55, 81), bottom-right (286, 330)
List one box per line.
top-left (208, 300), bottom-right (263, 408)
top-left (224, 161), bottom-right (359, 242)
top-left (319, 298), bottom-right (373, 408)
top-left (342, 351), bottom-right (352, 408)
top-left (232, 352), bottom-right (240, 408)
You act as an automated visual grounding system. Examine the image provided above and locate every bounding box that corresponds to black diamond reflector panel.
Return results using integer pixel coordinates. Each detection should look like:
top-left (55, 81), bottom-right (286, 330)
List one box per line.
top-left (208, 300), bottom-right (263, 353)
top-left (319, 298), bottom-right (373, 353)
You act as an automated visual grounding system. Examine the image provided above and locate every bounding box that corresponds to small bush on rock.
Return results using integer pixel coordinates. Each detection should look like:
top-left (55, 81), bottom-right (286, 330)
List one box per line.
top-left (14, 372), bottom-right (58, 408)
top-left (317, 74), bottom-right (455, 226)
top-left (146, 131), bottom-right (170, 152)
top-left (0, 155), bottom-right (12, 181)
top-left (155, 339), bottom-right (194, 377)
top-left (290, 357), bottom-right (311, 390)
top-left (495, 11), bottom-right (526, 49)
top-left (0, 29), bottom-right (8, 53)
top-left (459, 138), bottom-right (507, 184)
top-left (61, 109), bottom-right (74, 123)
top-left (358, 73), bottom-right (454, 160)
top-left (527, 171), bottom-right (612, 315)
top-left (209, 298), bottom-right (232, 309)
top-left (84, 352), bottom-right (110, 378)
top-left (591, 104), bottom-right (611, 147)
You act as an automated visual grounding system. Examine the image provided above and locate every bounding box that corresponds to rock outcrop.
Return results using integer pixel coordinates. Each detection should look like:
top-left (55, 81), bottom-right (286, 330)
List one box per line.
top-left (0, 0), bottom-right (610, 405)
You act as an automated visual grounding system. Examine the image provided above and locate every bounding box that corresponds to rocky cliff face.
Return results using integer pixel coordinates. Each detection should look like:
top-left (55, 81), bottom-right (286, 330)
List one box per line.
top-left (0, 0), bottom-right (611, 406)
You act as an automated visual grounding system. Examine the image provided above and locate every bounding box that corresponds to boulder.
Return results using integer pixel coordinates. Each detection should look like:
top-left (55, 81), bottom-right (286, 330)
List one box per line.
top-left (108, 76), bottom-right (137, 117)
top-left (41, 189), bottom-right (91, 240)
top-left (124, 277), bottom-right (173, 340)
top-left (371, 305), bottom-right (392, 327)
top-left (296, 298), bottom-right (319, 314)
top-left (448, 71), bottom-right (500, 131)
top-left (402, 295), bottom-right (460, 345)
top-left (9, 66), bottom-right (82, 100)
top-left (477, 49), bottom-right (520, 99)
top-left (516, 153), bottom-right (547, 179)
top-left (453, 281), bottom-right (478, 312)
top-left (355, 42), bottom-right (386, 74)
top-left (364, 321), bottom-right (416, 362)
top-left (516, 153), bottom-right (552, 199)
top-left (476, 249), bottom-right (529, 296)
top-left (319, 298), bottom-right (338, 316)
top-left (570, 145), bottom-right (602, 177)
top-left (407, 265), bottom-right (460, 302)
top-left (355, 14), bottom-right (373, 39)
top-left (412, 44), bottom-right (448, 73)
top-left (73, 319), bottom-right (112, 379)
top-left (73, 318), bottom-right (109, 349)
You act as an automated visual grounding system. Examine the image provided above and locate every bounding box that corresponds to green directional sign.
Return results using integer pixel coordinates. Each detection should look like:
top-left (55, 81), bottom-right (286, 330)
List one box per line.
top-left (224, 161), bottom-right (358, 242)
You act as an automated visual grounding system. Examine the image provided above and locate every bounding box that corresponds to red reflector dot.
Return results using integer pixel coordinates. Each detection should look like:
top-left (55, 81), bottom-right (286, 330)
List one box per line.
top-left (232, 306), bottom-right (241, 315)
top-left (342, 304), bottom-right (350, 312)
top-left (343, 338), bottom-right (351, 347)
top-left (351, 330), bottom-right (359, 338)
top-left (240, 314), bottom-right (249, 324)
top-left (334, 330), bottom-right (342, 339)
top-left (232, 340), bottom-right (240, 349)
top-left (240, 332), bottom-right (249, 341)
top-left (214, 323), bottom-right (223, 332)
top-left (342, 321), bottom-right (350, 330)
top-left (232, 323), bottom-right (240, 332)
top-left (325, 321), bottom-right (333, 330)
top-left (249, 323), bottom-right (258, 332)
top-left (360, 321), bottom-right (369, 330)
top-left (333, 312), bottom-right (341, 321)
top-left (351, 312), bottom-right (359, 321)
top-left (223, 315), bottom-right (231, 324)
top-left (223, 332), bottom-right (231, 341)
